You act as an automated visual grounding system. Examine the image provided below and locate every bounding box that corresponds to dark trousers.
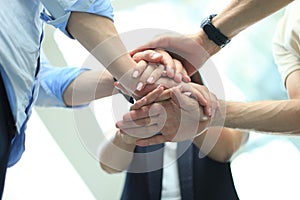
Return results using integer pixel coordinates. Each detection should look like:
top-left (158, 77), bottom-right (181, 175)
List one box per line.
top-left (0, 73), bottom-right (15, 199)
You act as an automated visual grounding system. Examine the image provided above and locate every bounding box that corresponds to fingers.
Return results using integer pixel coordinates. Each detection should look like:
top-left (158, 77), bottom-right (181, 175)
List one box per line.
top-left (130, 87), bottom-right (172, 111)
top-left (170, 86), bottom-right (207, 121)
top-left (135, 134), bottom-right (168, 146)
top-left (117, 116), bottom-right (156, 129)
top-left (132, 60), bottom-right (147, 79)
top-left (132, 50), bottom-right (162, 63)
top-left (117, 103), bottom-right (166, 138)
top-left (170, 86), bottom-right (197, 111)
top-left (119, 124), bottom-right (161, 139)
top-left (146, 64), bottom-right (165, 84)
top-left (120, 107), bottom-right (152, 122)
top-left (131, 50), bottom-right (163, 81)
top-left (130, 36), bottom-right (169, 56)
top-left (130, 85), bottom-right (164, 110)
top-left (173, 59), bottom-right (190, 83)
top-left (154, 49), bottom-right (175, 79)
top-left (135, 63), bottom-right (156, 91)
top-left (131, 48), bottom-right (192, 90)
top-left (180, 83), bottom-right (212, 116)
top-left (122, 103), bottom-right (163, 121)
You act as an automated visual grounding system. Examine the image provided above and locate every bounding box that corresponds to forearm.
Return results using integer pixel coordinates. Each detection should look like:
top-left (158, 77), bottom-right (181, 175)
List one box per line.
top-left (99, 131), bottom-right (136, 174)
top-left (224, 100), bottom-right (300, 134)
top-left (63, 70), bottom-right (118, 106)
top-left (67, 12), bottom-right (138, 91)
top-left (214, 0), bottom-right (292, 38)
top-left (196, 0), bottom-right (293, 55)
top-left (193, 128), bottom-right (247, 162)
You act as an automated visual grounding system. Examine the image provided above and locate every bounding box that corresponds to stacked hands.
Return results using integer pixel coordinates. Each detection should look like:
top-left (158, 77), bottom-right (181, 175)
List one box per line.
top-left (114, 48), bottom-right (221, 147)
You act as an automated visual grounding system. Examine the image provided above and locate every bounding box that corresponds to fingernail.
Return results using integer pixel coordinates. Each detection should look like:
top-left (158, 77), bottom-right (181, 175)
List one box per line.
top-left (132, 70), bottom-right (139, 78)
top-left (147, 76), bottom-right (154, 84)
top-left (151, 53), bottom-right (161, 59)
top-left (136, 82), bottom-right (143, 91)
top-left (201, 115), bottom-right (209, 121)
top-left (183, 91), bottom-right (192, 96)
top-left (168, 68), bottom-right (175, 77)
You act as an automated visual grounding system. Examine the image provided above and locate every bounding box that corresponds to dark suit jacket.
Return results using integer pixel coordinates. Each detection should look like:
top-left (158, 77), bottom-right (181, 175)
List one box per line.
top-left (120, 141), bottom-right (239, 200)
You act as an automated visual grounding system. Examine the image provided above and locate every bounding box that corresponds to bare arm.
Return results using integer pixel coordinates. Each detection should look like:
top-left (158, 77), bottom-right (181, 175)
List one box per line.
top-left (286, 70), bottom-right (300, 99)
top-left (198, 0), bottom-right (294, 54)
top-left (178, 84), bottom-right (300, 135)
top-left (199, 0), bottom-right (293, 53)
top-left (212, 0), bottom-right (293, 38)
top-left (62, 70), bottom-right (118, 107)
top-left (99, 129), bottom-right (136, 174)
top-left (132, 0), bottom-right (293, 75)
top-left (193, 128), bottom-right (247, 163)
top-left (67, 12), bottom-right (139, 92)
top-left (223, 100), bottom-right (300, 135)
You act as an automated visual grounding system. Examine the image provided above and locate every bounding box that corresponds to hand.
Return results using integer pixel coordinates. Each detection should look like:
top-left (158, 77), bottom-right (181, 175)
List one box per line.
top-left (116, 86), bottom-right (211, 146)
top-left (131, 49), bottom-right (191, 85)
top-left (115, 78), bottom-right (215, 116)
top-left (131, 33), bottom-right (217, 76)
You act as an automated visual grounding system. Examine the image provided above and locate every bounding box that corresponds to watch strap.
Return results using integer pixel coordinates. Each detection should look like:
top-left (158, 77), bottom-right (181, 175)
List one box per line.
top-left (201, 14), bottom-right (230, 48)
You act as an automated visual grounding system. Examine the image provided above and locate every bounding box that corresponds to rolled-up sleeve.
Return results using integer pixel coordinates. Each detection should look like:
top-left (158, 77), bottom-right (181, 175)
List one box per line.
top-left (36, 56), bottom-right (89, 107)
top-left (39, 0), bottom-right (114, 38)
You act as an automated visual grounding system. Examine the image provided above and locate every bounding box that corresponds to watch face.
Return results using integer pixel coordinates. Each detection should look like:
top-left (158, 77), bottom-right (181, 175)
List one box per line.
top-left (200, 19), bottom-right (208, 28)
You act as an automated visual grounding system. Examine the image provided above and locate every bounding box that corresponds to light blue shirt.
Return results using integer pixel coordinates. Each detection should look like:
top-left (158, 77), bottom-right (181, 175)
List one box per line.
top-left (0, 0), bottom-right (114, 167)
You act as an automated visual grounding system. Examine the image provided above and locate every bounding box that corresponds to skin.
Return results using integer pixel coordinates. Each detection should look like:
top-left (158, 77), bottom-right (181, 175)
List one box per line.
top-left (114, 0), bottom-right (298, 145)
top-left (66, 12), bottom-right (215, 114)
top-left (100, 80), bottom-right (247, 174)
top-left (116, 67), bottom-right (300, 150)
top-left (66, 13), bottom-right (189, 96)
top-left (62, 49), bottom-right (194, 106)
top-left (131, 0), bottom-right (294, 76)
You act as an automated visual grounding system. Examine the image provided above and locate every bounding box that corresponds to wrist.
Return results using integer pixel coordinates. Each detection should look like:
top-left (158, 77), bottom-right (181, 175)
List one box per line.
top-left (113, 131), bottom-right (136, 151)
top-left (195, 30), bottom-right (221, 56)
top-left (208, 100), bottom-right (226, 128)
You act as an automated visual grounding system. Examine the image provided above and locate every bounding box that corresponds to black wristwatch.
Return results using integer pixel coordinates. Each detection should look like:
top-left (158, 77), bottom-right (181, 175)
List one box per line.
top-left (200, 14), bottom-right (230, 48)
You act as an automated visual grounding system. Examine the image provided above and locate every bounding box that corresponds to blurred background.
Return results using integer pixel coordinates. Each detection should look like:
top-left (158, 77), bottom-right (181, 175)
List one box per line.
top-left (4, 0), bottom-right (300, 199)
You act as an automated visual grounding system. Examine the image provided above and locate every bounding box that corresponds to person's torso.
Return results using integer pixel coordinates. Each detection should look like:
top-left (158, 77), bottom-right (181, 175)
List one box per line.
top-left (121, 143), bottom-right (239, 200)
top-left (0, 0), bottom-right (44, 166)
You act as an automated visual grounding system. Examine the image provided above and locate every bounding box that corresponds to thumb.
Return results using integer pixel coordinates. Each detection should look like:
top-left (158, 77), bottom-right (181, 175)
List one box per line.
top-left (170, 86), bottom-right (192, 110)
top-left (170, 86), bottom-right (207, 121)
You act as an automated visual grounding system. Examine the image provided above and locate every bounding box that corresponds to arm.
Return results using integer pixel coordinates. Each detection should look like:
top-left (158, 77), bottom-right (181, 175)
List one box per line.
top-left (99, 129), bottom-right (136, 174)
top-left (132, 0), bottom-right (293, 75)
top-left (67, 12), bottom-right (138, 92)
top-left (193, 128), bottom-right (248, 163)
top-left (117, 82), bottom-right (248, 162)
top-left (176, 83), bottom-right (300, 135)
top-left (211, 0), bottom-right (293, 39)
top-left (36, 51), bottom-right (119, 107)
top-left (62, 70), bottom-right (117, 106)
top-left (41, 0), bottom-right (177, 95)
top-left (222, 4), bottom-right (300, 135)
top-left (223, 100), bottom-right (300, 134)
